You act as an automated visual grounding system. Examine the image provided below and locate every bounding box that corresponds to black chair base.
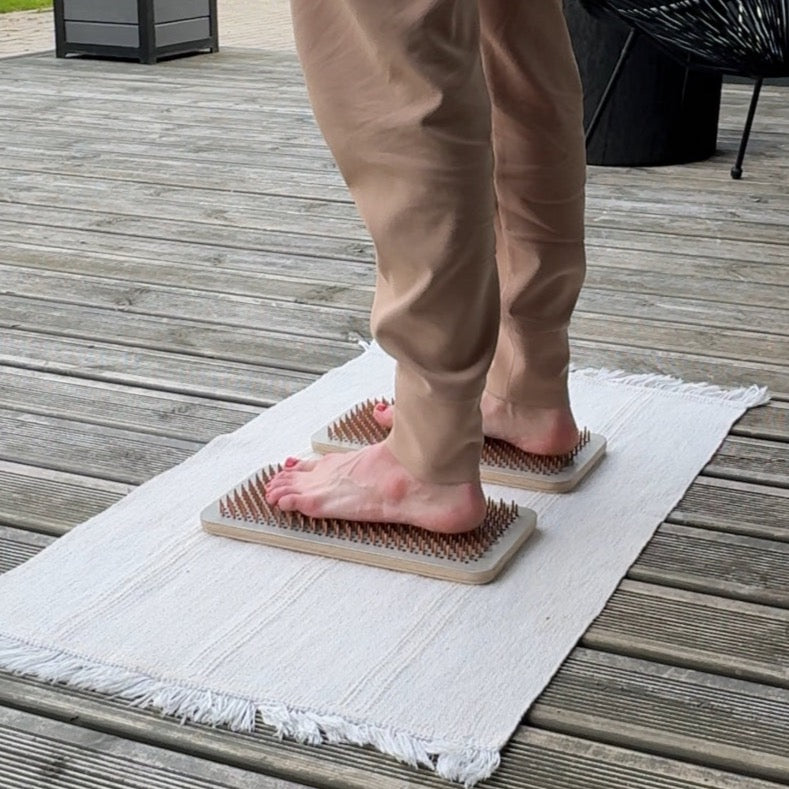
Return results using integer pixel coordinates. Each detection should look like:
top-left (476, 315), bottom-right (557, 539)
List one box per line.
top-left (586, 33), bottom-right (764, 179)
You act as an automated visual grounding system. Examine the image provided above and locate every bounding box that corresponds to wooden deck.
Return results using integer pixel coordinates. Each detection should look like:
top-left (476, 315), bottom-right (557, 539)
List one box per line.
top-left (0, 49), bottom-right (787, 789)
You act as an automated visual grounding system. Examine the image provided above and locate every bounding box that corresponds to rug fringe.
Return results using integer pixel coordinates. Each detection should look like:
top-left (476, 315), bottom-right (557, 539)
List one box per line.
top-left (0, 634), bottom-right (497, 787)
top-left (570, 365), bottom-right (770, 408)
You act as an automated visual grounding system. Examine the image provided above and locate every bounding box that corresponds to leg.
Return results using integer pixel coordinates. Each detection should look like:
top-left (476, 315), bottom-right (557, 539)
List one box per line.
top-left (267, 0), bottom-right (497, 531)
top-left (375, 0), bottom-right (587, 456)
top-left (731, 77), bottom-right (763, 180)
top-left (478, 0), bottom-right (587, 453)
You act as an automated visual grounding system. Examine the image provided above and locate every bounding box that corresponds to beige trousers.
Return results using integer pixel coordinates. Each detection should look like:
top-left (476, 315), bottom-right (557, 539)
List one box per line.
top-left (290, 0), bottom-right (587, 484)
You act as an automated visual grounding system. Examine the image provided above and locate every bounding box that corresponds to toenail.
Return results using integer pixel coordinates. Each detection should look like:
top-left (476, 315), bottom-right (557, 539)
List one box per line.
top-left (284, 457), bottom-right (298, 468)
top-left (374, 403), bottom-right (386, 412)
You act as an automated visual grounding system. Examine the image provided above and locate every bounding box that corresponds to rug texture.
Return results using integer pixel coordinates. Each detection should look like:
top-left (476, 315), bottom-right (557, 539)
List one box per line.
top-left (0, 344), bottom-right (768, 786)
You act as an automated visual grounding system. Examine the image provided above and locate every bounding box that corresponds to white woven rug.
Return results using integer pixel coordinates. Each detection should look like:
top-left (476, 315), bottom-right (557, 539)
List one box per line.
top-left (0, 344), bottom-right (768, 786)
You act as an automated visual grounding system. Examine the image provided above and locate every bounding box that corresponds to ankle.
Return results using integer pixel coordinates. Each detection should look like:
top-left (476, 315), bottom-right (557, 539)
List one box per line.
top-left (480, 391), bottom-right (579, 456)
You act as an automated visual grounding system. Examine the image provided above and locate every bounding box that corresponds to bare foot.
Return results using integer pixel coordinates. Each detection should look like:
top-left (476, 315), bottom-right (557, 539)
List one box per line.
top-left (372, 395), bottom-right (579, 456)
top-left (479, 393), bottom-right (580, 455)
top-left (265, 442), bottom-right (486, 534)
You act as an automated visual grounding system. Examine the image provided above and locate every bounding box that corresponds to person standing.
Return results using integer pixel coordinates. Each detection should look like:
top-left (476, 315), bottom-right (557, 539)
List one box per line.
top-left (266, 1), bottom-right (587, 533)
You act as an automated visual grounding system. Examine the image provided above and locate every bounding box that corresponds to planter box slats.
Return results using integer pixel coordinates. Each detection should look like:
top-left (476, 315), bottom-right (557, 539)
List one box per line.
top-left (54, 0), bottom-right (218, 64)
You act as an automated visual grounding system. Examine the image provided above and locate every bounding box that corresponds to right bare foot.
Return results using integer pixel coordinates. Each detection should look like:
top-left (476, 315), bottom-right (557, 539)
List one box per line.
top-left (372, 393), bottom-right (580, 457)
top-left (265, 442), bottom-right (487, 534)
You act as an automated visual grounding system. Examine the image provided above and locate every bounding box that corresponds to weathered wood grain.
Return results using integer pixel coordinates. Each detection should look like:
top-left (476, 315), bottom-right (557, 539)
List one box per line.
top-left (584, 261), bottom-right (789, 303)
top-left (530, 648), bottom-right (789, 784)
top-left (1, 48), bottom-right (787, 789)
top-left (3, 290), bottom-right (782, 378)
top-left (3, 229), bottom-right (788, 305)
top-left (630, 522), bottom-right (789, 606)
top-left (506, 728), bottom-right (787, 789)
top-left (0, 525), bottom-right (54, 573)
top-left (0, 254), bottom-right (374, 310)
top-left (1, 296), bottom-right (366, 372)
top-left (584, 225), bottom-right (789, 266)
top-left (0, 229), bottom-right (374, 281)
top-left (0, 461), bottom-right (129, 536)
top-left (0, 408), bottom-right (202, 485)
top-left (733, 402), bottom-right (789, 441)
top-left (570, 340), bottom-right (788, 398)
top-left (5, 203), bottom-right (789, 272)
top-left (0, 205), bottom-right (374, 266)
top-left (0, 669), bottom-right (785, 789)
top-left (0, 367), bottom-right (259, 442)
top-left (7, 239), bottom-right (787, 319)
top-left (571, 313), bottom-right (786, 363)
top-left (583, 580), bottom-right (789, 686)
top-left (669, 477), bottom-right (788, 541)
top-left (3, 119), bottom-right (789, 212)
top-left (1, 269), bottom-right (370, 337)
top-left (5, 263), bottom-right (785, 338)
top-left (2, 331), bottom-right (325, 406)
top-left (5, 148), bottom-right (789, 243)
top-left (705, 436), bottom-right (788, 487)
top-left (0, 707), bottom-right (312, 789)
top-left (5, 142), bottom-right (789, 213)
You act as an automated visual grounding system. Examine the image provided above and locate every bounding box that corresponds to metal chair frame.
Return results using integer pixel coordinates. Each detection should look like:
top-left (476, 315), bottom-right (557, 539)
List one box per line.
top-left (582, 0), bottom-right (788, 178)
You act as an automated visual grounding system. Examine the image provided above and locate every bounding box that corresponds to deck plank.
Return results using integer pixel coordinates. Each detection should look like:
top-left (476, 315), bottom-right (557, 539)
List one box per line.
top-left (5, 262), bottom-right (786, 337)
top-left (583, 580), bottom-right (789, 686)
top-left (0, 707), bottom-right (312, 789)
top-left (0, 408), bottom-right (202, 485)
top-left (733, 403), bottom-right (789, 441)
top-left (629, 523), bottom-right (789, 606)
top-left (0, 49), bottom-right (787, 789)
top-left (529, 649), bottom-right (789, 784)
top-left (669, 477), bottom-right (788, 541)
top-left (0, 462), bottom-right (129, 536)
top-left (0, 368), bottom-right (259, 441)
top-left (1, 269), bottom-right (371, 338)
top-left (705, 437), bottom-right (788, 487)
top-left (7, 163), bottom-right (789, 234)
top-left (2, 331), bottom-right (325, 405)
top-left (3, 237), bottom-right (787, 308)
top-left (0, 670), bottom-right (786, 789)
top-left (1, 297), bottom-right (362, 375)
top-left (570, 341), bottom-right (788, 397)
top-left (0, 525), bottom-right (54, 573)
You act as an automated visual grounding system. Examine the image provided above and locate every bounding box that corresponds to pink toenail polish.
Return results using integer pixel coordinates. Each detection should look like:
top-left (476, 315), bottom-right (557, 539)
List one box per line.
top-left (284, 457), bottom-right (298, 468)
top-left (374, 403), bottom-right (386, 412)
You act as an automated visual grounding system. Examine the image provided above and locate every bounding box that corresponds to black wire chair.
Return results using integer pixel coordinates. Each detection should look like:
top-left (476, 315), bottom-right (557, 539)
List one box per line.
top-left (582, 0), bottom-right (789, 178)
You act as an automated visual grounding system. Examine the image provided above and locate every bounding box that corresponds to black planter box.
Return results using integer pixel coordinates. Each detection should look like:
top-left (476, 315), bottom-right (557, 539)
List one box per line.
top-left (54, 0), bottom-right (218, 64)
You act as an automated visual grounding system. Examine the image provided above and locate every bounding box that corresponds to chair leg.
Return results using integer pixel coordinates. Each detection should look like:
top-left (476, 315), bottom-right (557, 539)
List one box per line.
top-left (585, 28), bottom-right (638, 146)
top-left (731, 77), bottom-right (763, 180)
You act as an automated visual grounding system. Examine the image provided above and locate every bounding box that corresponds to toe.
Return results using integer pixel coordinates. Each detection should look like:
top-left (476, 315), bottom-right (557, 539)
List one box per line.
top-left (266, 483), bottom-right (299, 506)
top-left (264, 471), bottom-right (295, 493)
top-left (278, 493), bottom-right (320, 517)
top-left (279, 457), bottom-right (318, 472)
top-left (372, 403), bottom-right (394, 429)
top-left (293, 457), bottom-right (319, 472)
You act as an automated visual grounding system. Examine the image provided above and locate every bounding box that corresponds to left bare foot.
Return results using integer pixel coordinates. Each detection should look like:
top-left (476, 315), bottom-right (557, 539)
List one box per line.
top-left (372, 395), bottom-right (580, 456)
top-left (265, 442), bottom-right (486, 534)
